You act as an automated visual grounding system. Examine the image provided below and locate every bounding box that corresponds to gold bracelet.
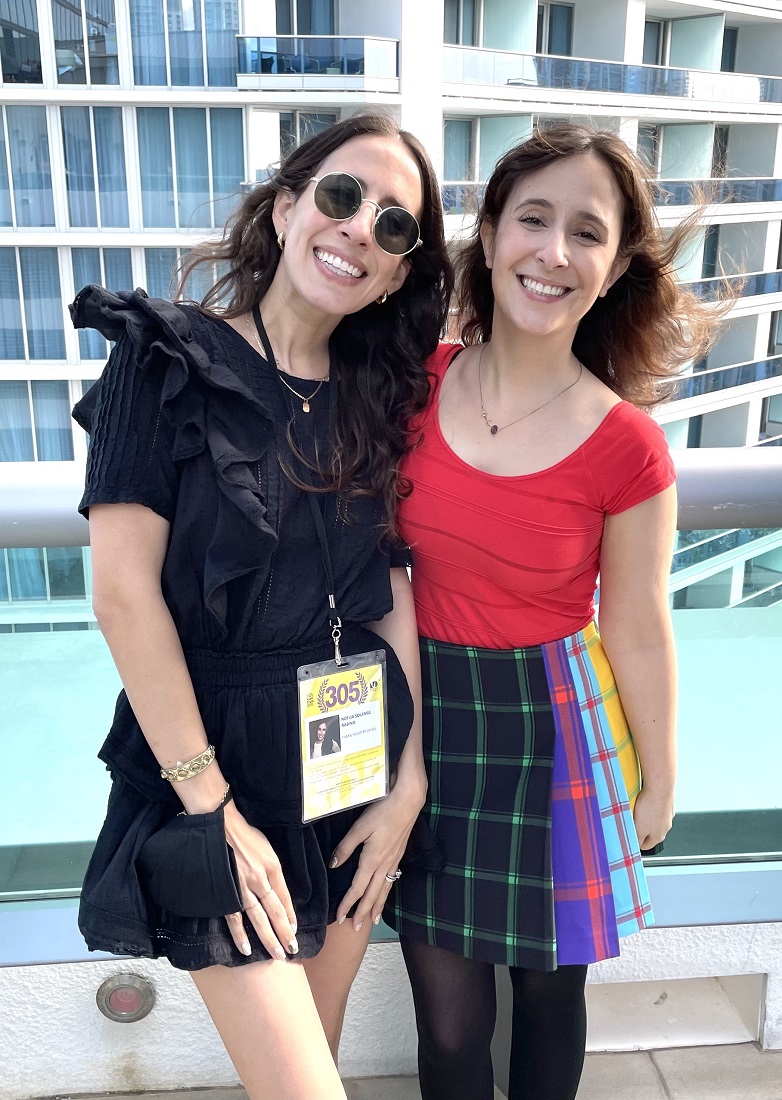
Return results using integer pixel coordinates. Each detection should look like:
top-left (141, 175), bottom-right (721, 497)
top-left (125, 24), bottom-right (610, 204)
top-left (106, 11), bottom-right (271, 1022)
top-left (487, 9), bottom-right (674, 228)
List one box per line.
top-left (160, 744), bottom-right (216, 783)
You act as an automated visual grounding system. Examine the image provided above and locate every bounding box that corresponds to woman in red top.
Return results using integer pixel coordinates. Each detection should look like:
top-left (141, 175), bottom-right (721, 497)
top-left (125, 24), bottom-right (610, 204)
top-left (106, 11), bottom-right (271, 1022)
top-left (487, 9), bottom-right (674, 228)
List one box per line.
top-left (384, 125), bottom-right (715, 1100)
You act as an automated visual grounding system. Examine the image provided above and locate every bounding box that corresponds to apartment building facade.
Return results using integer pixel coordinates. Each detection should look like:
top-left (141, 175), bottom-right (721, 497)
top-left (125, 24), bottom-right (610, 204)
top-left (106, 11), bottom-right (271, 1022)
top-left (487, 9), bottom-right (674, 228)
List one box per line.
top-left (0, 1), bottom-right (780, 1094)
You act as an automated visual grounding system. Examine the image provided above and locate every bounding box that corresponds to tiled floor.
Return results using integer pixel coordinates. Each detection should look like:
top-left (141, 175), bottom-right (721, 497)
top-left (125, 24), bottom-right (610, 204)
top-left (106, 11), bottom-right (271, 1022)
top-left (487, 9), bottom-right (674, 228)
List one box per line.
top-left (44, 1043), bottom-right (782, 1100)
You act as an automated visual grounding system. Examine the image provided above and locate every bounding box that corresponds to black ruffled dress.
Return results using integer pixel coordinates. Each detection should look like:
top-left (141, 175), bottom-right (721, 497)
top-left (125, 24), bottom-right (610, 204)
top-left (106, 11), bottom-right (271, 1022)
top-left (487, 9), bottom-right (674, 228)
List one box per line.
top-left (71, 285), bottom-right (424, 971)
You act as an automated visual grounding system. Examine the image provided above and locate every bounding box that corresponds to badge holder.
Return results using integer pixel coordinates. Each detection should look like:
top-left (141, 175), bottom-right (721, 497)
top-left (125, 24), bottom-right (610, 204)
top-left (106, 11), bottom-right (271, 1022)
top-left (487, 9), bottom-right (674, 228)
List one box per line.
top-left (250, 308), bottom-right (390, 824)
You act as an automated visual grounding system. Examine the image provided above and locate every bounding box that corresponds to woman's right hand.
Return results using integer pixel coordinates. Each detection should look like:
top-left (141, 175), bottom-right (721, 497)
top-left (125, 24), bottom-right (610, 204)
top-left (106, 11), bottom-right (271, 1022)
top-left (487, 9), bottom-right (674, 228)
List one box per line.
top-left (222, 801), bottom-right (299, 961)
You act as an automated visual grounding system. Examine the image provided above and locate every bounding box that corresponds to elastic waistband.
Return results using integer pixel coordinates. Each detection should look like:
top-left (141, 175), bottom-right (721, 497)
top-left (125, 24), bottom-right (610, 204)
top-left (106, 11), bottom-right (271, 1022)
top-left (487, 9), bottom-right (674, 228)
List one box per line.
top-left (184, 626), bottom-right (374, 687)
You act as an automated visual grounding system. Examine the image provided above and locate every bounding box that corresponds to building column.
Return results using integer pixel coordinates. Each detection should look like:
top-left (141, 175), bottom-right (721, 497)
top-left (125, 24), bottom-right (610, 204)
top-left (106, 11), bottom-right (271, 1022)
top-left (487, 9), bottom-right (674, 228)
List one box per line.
top-left (399, 0), bottom-right (444, 178)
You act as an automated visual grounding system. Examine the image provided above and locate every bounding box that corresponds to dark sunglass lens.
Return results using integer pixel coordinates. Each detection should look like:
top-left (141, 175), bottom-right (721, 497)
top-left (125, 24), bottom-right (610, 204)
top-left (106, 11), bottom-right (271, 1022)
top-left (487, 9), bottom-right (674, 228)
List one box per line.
top-left (375, 207), bottom-right (419, 255)
top-left (315, 174), bottom-right (361, 220)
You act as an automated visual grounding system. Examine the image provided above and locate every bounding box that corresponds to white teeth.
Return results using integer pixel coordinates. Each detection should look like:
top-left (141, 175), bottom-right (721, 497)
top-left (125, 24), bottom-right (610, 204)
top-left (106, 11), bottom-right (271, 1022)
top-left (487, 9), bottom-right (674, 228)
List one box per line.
top-left (522, 277), bottom-right (567, 297)
top-left (314, 249), bottom-right (363, 279)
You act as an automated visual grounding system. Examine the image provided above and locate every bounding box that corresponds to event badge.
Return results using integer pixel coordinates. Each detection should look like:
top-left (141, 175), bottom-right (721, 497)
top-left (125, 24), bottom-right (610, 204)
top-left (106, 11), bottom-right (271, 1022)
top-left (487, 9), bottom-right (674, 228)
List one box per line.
top-left (298, 649), bottom-right (390, 824)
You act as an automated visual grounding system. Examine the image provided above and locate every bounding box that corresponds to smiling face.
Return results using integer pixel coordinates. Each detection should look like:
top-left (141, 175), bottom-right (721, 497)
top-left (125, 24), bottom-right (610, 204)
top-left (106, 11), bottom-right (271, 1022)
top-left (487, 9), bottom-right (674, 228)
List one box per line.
top-left (316, 723), bottom-right (328, 741)
top-left (272, 134), bottom-right (424, 319)
top-left (480, 152), bottom-right (629, 345)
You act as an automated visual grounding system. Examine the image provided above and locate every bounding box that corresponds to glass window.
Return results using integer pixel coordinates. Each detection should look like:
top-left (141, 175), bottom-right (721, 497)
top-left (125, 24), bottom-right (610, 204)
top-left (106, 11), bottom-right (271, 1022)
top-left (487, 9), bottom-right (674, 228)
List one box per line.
top-left (5, 105), bottom-right (54, 227)
top-left (31, 380), bottom-right (74, 461)
top-left (294, 0), bottom-right (333, 35)
top-left (0, 112), bottom-right (11, 225)
top-left (637, 125), bottom-right (660, 175)
top-left (130, 0), bottom-right (167, 84)
top-left (205, 0), bottom-right (238, 86)
top-left (145, 247), bottom-right (178, 297)
top-left (168, 0), bottom-right (203, 86)
top-left (62, 106), bottom-right (97, 227)
top-left (0, 248), bottom-right (24, 358)
top-left (276, 0), bottom-right (292, 34)
top-left (19, 248), bottom-right (66, 360)
top-left (174, 107), bottom-right (209, 226)
top-left (73, 247), bottom-right (133, 358)
top-left (444, 0), bottom-right (458, 45)
top-left (52, 0), bottom-right (86, 84)
top-left (280, 110), bottom-right (336, 160)
top-left (712, 125), bottom-right (729, 179)
top-left (210, 107), bottom-right (244, 222)
top-left (47, 547), bottom-right (86, 598)
top-left (8, 548), bottom-right (46, 599)
top-left (643, 20), bottom-right (662, 66)
top-left (702, 225), bottom-right (720, 281)
top-left (444, 119), bottom-right (473, 181)
top-left (0, 559), bottom-right (7, 600)
top-left (547, 4), bottom-right (572, 56)
top-left (443, 0), bottom-right (474, 46)
top-left (138, 107), bottom-right (175, 227)
top-left (0, 0), bottom-right (42, 83)
top-left (0, 381), bottom-right (34, 461)
top-left (86, 0), bottom-right (118, 84)
top-left (94, 106), bottom-right (128, 226)
top-left (770, 312), bottom-right (782, 357)
top-left (721, 27), bottom-right (738, 73)
top-left (72, 248), bottom-right (104, 359)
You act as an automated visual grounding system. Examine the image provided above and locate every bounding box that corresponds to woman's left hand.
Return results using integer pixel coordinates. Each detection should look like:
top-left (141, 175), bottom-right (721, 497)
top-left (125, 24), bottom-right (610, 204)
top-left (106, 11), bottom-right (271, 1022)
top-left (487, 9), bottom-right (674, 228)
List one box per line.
top-left (632, 785), bottom-right (675, 851)
top-left (330, 777), bottom-right (427, 931)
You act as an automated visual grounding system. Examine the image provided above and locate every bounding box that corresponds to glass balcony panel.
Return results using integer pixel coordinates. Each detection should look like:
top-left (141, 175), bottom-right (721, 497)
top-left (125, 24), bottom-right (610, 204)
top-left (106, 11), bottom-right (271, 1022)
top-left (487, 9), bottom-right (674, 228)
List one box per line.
top-left (237, 36), bottom-right (396, 78)
top-left (444, 45), bottom-right (782, 106)
top-left (654, 179), bottom-right (782, 206)
top-left (672, 355), bottom-right (782, 400)
top-left (687, 270), bottom-right (782, 301)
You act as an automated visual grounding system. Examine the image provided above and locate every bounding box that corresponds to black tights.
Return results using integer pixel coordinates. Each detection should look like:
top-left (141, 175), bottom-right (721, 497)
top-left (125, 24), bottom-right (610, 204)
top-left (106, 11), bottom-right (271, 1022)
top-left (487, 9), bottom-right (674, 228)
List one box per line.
top-left (401, 938), bottom-right (588, 1100)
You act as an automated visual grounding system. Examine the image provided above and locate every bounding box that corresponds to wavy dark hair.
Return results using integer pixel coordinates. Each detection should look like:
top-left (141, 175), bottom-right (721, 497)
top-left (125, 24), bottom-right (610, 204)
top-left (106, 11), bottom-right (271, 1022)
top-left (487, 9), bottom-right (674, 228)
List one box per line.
top-left (456, 123), bottom-right (720, 408)
top-left (177, 111), bottom-right (452, 528)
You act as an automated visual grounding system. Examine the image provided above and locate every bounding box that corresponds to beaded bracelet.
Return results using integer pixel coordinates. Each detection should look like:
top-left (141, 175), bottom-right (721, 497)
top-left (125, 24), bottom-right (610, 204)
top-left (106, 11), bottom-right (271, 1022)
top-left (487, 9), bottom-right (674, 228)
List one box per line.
top-left (160, 744), bottom-right (216, 783)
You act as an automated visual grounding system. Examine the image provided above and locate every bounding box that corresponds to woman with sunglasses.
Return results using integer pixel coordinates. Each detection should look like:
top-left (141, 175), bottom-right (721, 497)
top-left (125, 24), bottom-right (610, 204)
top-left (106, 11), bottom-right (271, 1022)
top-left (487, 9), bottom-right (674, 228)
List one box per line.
top-left (384, 124), bottom-right (716, 1100)
top-left (71, 113), bottom-right (451, 1099)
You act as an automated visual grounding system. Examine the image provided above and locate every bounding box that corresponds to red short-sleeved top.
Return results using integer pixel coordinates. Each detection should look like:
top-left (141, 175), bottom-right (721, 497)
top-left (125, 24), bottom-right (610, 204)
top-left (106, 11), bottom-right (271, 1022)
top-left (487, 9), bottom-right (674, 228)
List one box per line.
top-left (399, 343), bottom-right (676, 649)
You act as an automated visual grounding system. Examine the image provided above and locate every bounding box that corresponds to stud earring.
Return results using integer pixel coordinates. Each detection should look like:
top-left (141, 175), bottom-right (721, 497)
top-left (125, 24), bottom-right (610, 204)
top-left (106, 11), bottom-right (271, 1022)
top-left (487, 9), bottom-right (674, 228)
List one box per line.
top-left (277, 231), bottom-right (286, 251)
top-left (376, 290), bottom-right (388, 305)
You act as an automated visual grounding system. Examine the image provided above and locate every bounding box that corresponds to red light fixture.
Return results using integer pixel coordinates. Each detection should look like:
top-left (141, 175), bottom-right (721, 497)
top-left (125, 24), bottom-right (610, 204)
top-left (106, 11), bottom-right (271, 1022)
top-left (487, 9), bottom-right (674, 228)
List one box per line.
top-left (96, 974), bottom-right (155, 1023)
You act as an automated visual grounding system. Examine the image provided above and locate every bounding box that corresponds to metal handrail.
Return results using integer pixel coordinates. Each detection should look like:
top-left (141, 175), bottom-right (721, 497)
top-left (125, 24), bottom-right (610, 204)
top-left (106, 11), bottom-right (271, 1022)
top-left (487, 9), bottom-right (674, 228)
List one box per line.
top-left (2, 449), bottom-right (782, 547)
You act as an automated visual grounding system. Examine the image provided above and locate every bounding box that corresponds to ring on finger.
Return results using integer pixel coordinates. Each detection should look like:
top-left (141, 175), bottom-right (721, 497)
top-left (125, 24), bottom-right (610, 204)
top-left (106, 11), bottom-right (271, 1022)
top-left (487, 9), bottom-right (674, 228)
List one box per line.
top-left (384, 869), bottom-right (402, 883)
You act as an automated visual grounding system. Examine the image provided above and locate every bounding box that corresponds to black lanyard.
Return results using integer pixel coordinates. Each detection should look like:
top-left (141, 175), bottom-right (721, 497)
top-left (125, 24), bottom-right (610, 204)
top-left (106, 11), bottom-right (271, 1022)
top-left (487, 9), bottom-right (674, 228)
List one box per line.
top-left (251, 305), bottom-right (347, 666)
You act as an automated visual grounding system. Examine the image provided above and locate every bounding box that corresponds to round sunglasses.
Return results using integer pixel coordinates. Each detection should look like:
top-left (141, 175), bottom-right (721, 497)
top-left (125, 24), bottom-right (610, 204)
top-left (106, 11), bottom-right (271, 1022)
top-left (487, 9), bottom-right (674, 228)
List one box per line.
top-left (309, 173), bottom-right (423, 257)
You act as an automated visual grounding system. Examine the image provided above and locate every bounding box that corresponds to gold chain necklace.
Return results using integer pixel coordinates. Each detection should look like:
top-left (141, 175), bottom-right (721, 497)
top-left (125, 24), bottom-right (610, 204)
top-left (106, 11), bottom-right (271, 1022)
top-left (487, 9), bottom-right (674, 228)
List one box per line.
top-left (478, 345), bottom-right (583, 436)
top-left (245, 314), bottom-right (329, 414)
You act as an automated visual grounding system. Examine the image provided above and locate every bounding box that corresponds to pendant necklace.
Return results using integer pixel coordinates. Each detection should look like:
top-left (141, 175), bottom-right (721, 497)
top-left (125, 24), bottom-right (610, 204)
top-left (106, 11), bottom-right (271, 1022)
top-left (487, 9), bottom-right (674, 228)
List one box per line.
top-left (478, 344), bottom-right (583, 435)
top-left (245, 313), bottom-right (328, 414)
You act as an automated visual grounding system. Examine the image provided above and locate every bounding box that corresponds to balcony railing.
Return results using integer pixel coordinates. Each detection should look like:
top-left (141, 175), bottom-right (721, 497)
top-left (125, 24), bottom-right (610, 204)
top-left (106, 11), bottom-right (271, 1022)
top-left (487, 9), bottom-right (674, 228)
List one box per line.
top-left (236, 35), bottom-right (398, 79)
top-left (653, 178), bottom-right (782, 205)
top-left (442, 180), bottom-right (782, 216)
top-left (672, 527), bottom-right (777, 572)
top-left (671, 354), bottom-right (782, 400)
top-left (444, 44), bottom-right (782, 104)
top-left (687, 269), bottom-right (782, 300)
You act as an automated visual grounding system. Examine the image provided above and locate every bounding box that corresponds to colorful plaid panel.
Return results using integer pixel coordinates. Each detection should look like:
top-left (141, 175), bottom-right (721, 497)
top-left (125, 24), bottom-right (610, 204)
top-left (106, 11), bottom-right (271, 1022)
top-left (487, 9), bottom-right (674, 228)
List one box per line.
top-left (543, 639), bottom-right (619, 965)
top-left (564, 625), bottom-right (654, 936)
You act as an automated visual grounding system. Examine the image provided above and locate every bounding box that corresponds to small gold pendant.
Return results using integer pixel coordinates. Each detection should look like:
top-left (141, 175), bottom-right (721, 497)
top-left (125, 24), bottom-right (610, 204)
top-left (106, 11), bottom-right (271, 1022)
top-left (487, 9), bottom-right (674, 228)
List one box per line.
top-left (302, 400), bottom-right (311, 413)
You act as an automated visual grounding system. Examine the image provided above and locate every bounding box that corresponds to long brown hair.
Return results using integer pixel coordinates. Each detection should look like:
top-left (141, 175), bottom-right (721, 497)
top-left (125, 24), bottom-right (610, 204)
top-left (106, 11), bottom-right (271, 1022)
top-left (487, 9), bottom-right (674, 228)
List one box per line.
top-left (456, 123), bottom-right (719, 408)
top-left (178, 112), bottom-right (453, 526)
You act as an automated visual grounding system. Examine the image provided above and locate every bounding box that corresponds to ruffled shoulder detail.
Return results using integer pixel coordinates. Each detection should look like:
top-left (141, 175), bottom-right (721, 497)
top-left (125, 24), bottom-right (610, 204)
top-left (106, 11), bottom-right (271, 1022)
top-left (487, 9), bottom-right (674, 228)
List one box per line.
top-left (71, 285), bottom-right (279, 638)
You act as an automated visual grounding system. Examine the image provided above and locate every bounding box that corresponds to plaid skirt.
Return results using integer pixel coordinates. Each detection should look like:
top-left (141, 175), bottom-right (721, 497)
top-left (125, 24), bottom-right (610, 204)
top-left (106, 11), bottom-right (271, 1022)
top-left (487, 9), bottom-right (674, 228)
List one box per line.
top-left (384, 623), bottom-right (653, 970)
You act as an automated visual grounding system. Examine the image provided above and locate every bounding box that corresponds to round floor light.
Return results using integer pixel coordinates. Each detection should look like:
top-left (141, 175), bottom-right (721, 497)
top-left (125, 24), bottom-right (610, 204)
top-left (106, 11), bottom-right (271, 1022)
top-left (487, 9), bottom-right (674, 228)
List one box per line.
top-left (96, 974), bottom-right (155, 1023)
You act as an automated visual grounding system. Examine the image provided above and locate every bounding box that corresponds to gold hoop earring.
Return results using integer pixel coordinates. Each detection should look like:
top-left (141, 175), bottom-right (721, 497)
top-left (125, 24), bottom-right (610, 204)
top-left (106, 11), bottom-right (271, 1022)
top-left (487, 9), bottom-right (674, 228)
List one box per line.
top-left (376, 290), bottom-right (388, 305)
top-left (277, 231), bottom-right (286, 251)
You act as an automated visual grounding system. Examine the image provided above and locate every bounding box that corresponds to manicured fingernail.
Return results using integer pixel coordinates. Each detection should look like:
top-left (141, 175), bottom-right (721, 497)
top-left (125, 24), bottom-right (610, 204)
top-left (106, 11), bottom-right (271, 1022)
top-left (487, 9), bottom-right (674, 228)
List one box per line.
top-left (288, 939), bottom-right (299, 954)
top-left (337, 914), bottom-right (346, 925)
top-left (354, 921), bottom-right (363, 933)
top-left (329, 854), bottom-right (339, 868)
top-left (275, 945), bottom-right (286, 960)
top-left (373, 915), bottom-right (381, 925)
top-left (241, 942), bottom-right (251, 956)
top-left (291, 921), bottom-right (298, 935)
